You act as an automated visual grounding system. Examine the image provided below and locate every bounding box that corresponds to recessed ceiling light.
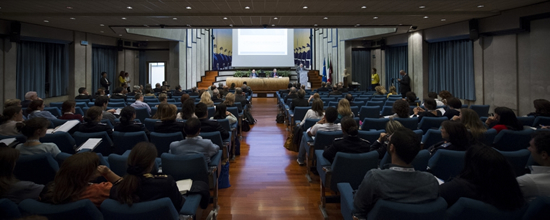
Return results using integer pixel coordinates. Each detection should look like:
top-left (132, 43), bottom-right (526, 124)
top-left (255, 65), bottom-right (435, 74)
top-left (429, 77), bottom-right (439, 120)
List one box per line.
top-left (355, 24), bottom-right (361, 27)
top-left (303, 6), bottom-right (308, 9)
top-left (70, 17), bottom-right (75, 20)
top-left (323, 17), bottom-right (328, 19)
top-left (441, 18), bottom-right (446, 21)
top-left (100, 24), bottom-right (105, 26)
top-left (186, 24), bottom-right (190, 27)
top-left (361, 6), bottom-right (367, 9)
top-left (229, 24), bottom-right (233, 27)
top-left (66, 6), bottom-right (73, 9)
top-left (424, 16), bottom-right (429, 19)
top-left (419, 5), bottom-right (425, 9)
top-left (43, 20), bottom-right (49, 23)
top-left (373, 16), bottom-right (378, 19)
top-left (244, 6), bottom-right (250, 9)
top-left (173, 17), bottom-right (177, 20)
top-left (186, 6), bottom-right (192, 9)
top-left (274, 17), bottom-right (278, 20)
top-left (477, 5), bottom-right (484, 8)
top-left (122, 17), bottom-right (126, 20)
top-left (314, 24), bottom-right (318, 27)
top-left (127, 6), bottom-right (132, 9)
top-left (119, 34), bottom-right (122, 36)
top-left (100, 31), bottom-right (104, 33)
top-left (223, 17), bottom-right (228, 20)
top-left (272, 24), bottom-right (275, 26)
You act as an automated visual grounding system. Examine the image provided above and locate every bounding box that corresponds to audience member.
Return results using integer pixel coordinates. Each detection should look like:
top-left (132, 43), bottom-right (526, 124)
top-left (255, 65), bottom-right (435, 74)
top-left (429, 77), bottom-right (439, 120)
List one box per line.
top-left (374, 86), bottom-right (387, 96)
top-left (527, 99), bottom-right (550, 117)
top-left (0, 147), bottom-right (44, 204)
top-left (110, 87), bottom-right (127, 101)
top-left (212, 89), bottom-right (222, 103)
top-left (386, 86), bottom-right (397, 98)
top-left (177, 98), bottom-right (196, 120)
top-left (173, 85), bottom-right (185, 97)
top-left (15, 117), bottom-right (61, 157)
top-left (405, 91), bottom-right (418, 106)
top-left (440, 145), bottom-right (524, 209)
top-left (200, 92), bottom-right (215, 107)
top-left (212, 103), bottom-right (237, 126)
top-left (353, 128), bottom-right (438, 218)
top-left (322, 116), bottom-right (370, 163)
top-left (428, 121), bottom-right (472, 155)
top-left (338, 83), bottom-right (348, 93)
top-left (195, 103), bottom-right (229, 139)
top-left (337, 99), bottom-right (354, 120)
top-left (284, 87), bottom-right (297, 103)
top-left (329, 86), bottom-right (342, 95)
top-left (223, 93), bottom-right (235, 107)
top-left (235, 88), bottom-right (249, 108)
top-left (189, 87), bottom-right (199, 96)
top-left (154, 104), bottom-right (185, 136)
top-left (308, 93), bottom-right (321, 103)
top-left (41, 152), bottom-right (122, 207)
top-left (428, 92), bottom-right (445, 106)
top-left (413, 98), bottom-right (442, 122)
top-left (179, 94), bottom-right (190, 106)
top-left (74, 87), bottom-right (92, 100)
top-left (297, 107), bottom-right (341, 165)
top-left (0, 106), bottom-right (23, 136)
top-left (389, 100), bottom-right (410, 119)
top-left (127, 85), bottom-right (141, 97)
top-left (94, 96), bottom-right (116, 125)
top-left (300, 99), bottom-right (324, 126)
top-left (170, 118), bottom-right (220, 163)
top-left (443, 97), bottom-right (462, 120)
top-left (517, 130), bottom-right (550, 200)
top-left (370, 119), bottom-right (404, 159)
top-left (143, 88), bottom-right (156, 98)
top-left (4, 99), bottom-right (22, 108)
top-left (58, 100), bottom-right (83, 122)
top-left (27, 100), bottom-right (56, 120)
top-left (21, 91), bottom-right (40, 109)
top-left (438, 90), bottom-right (453, 105)
top-left (94, 88), bottom-right (106, 99)
top-left (345, 94), bottom-right (353, 102)
top-left (153, 83), bottom-right (162, 93)
top-left (485, 107), bottom-right (523, 133)
top-left (317, 82), bottom-right (329, 92)
top-left (454, 108), bottom-right (487, 141)
top-left (156, 93), bottom-right (168, 107)
top-left (78, 106), bottom-right (113, 138)
top-left (290, 90), bottom-right (309, 111)
top-left (114, 106), bottom-right (149, 135)
top-left (130, 94), bottom-right (151, 116)
top-left (151, 103), bottom-right (168, 120)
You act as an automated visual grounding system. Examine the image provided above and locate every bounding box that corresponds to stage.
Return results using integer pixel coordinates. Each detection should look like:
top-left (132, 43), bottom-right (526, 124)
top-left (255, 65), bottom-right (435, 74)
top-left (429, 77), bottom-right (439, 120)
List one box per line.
top-left (226, 77), bottom-right (289, 91)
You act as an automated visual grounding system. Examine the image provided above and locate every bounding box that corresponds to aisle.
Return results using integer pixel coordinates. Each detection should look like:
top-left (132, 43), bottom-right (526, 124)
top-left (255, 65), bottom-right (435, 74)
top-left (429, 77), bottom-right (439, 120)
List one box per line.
top-left (217, 98), bottom-right (343, 219)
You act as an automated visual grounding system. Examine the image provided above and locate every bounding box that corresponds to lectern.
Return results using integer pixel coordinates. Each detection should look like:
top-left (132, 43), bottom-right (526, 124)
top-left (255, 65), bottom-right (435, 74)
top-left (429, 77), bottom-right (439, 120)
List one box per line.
top-left (298, 70), bottom-right (309, 88)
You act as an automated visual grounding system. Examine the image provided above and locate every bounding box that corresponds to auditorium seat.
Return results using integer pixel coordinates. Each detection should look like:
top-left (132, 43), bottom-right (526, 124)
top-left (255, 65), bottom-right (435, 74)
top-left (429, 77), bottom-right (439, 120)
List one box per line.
top-left (358, 106), bottom-right (380, 120)
top-left (350, 101), bottom-right (365, 107)
top-left (134, 107), bottom-right (150, 122)
top-left (428, 149), bottom-right (466, 181)
top-left (421, 129), bottom-right (444, 148)
top-left (109, 98), bottom-right (125, 103)
top-left (107, 102), bottom-right (126, 108)
top-left (357, 130), bottom-right (382, 144)
top-left (366, 101), bottom-right (384, 109)
top-left (493, 129), bottom-right (534, 151)
top-left (19, 199), bottom-right (102, 220)
top-left (418, 117), bottom-right (447, 134)
top-left (533, 116), bottom-right (550, 128)
top-left (446, 197), bottom-right (527, 220)
top-left (49, 118), bottom-right (70, 127)
top-left (292, 107), bottom-right (310, 126)
top-left (481, 129), bottom-right (498, 146)
top-left (384, 100), bottom-right (395, 106)
top-left (368, 197), bottom-right (448, 220)
top-left (44, 107), bottom-right (62, 117)
top-left (0, 199), bottom-right (21, 219)
top-left (496, 149), bottom-right (530, 176)
top-left (40, 132), bottom-right (76, 154)
top-left (522, 196), bottom-right (550, 220)
top-left (143, 118), bottom-right (159, 132)
top-left (469, 105), bottom-right (490, 117)
top-left (14, 153), bottom-right (59, 185)
top-left (75, 99), bottom-right (90, 103)
top-left (112, 131), bottom-right (149, 154)
top-left (101, 196), bottom-right (202, 220)
top-left (380, 149), bottom-right (430, 171)
top-left (394, 117), bottom-right (419, 131)
top-left (150, 132), bottom-right (184, 157)
top-left (361, 118), bottom-right (389, 131)
top-left (380, 106), bottom-right (393, 116)
top-left (517, 116), bottom-right (536, 127)
top-left (306, 130), bottom-right (343, 181)
top-left (49, 102), bottom-right (63, 109)
top-left (302, 118), bottom-right (320, 130)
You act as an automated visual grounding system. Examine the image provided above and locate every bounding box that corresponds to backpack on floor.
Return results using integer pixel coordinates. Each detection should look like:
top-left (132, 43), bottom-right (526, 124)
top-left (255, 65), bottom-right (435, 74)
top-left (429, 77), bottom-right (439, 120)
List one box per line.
top-left (276, 113), bottom-right (285, 124)
top-left (243, 110), bottom-right (256, 125)
top-left (242, 119), bottom-right (251, 132)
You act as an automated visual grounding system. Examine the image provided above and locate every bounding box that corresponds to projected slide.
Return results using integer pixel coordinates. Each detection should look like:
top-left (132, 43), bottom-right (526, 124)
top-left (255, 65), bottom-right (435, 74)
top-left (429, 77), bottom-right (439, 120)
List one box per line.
top-left (238, 29), bottom-right (288, 56)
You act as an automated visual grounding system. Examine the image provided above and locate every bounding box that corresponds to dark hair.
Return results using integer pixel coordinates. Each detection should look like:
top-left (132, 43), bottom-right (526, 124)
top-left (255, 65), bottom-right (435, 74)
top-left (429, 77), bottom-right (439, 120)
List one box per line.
top-left (180, 98), bottom-right (195, 120)
top-left (405, 92), bottom-right (417, 103)
top-left (119, 71), bottom-right (125, 78)
top-left (533, 99), bottom-right (550, 116)
top-left (19, 117), bottom-right (49, 137)
top-left (392, 100), bottom-right (410, 118)
top-left (180, 94), bottom-right (190, 105)
top-left (50, 152), bottom-right (100, 204)
top-left (494, 107), bottom-right (522, 131)
top-left (119, 106), bottom-right (136, 125)
top-left (213, 103), bottom-right (227, 120)
top-left (439, 90), bottom-right (453, 100)
top-left (442, 121), bottom-right (471, 151)
top-left (159, 104), bottom-right (177, 121)
top-left (423, 98), bottom-right (437, 111)
top-left (340, 116), bottom-right (358, 136)
top-left (230, 83), bottom-right (235, 89)
top-left (297, 90), bottom-right (305, 99)
top-left (176, 85), bottom-right (182, 90)
top-left (195, 103), bottom-right (208, 118)
top-left (184, 117), bottom-right (201, 135)
top-left (27, 100), bottom-right (44, 112)
top-left (532, 130), bottom-right (550, 155)
top-left (134, 94), bottom-right (143, 100)
top-left (0, 147), bottom-right (20, 196)
top-left (61, 100), bottom-right (76, 113)
top-left (324, 107), bottom-right (338, 123)
top-left (115, 142), bottom-right (157, 206)
top-left (447, 97), bottom-right (462, 109)
top-left (372, 68), bottom-right (377, 73)
top-left (311, 99), bottom-right (324, 117)
top-left (345, 94), bottom-right (353, 102)
top-left (85, 106), bottom-right (103, 123)
top-left (458, 145), bottom-right (524, 210)
top-left (101, 72), bottom-right (107, 76)
top-left (428, 92), bottom-right (438, 99)
top-left (114, 87), bottom-right (123, 94)
top-left (144, 88), bottom-right (153, 94)
top-left (389, 127), bottom-right (421, 164)
top-left (94, 96), bottom-right (109, 107)
top-left (0, 106), bottom-right (21, 125)
top-left (78, 87), bottom-right (86, 94)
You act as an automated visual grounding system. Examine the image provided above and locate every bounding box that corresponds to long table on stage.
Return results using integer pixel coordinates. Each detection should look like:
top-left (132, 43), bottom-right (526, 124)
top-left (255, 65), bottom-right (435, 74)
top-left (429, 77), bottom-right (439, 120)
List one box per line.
top-left (226, 77), bottom-right (289, 91)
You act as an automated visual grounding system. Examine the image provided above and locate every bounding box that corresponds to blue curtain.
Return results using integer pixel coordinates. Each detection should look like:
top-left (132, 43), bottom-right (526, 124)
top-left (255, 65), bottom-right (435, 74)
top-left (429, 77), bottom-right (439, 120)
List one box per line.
top-left (92, 47), bottom-right (118, 93)
top-left (16, 41), bottom-right (67, 99)
top-left (428, 40), bottom-right (475, 100)
top-left (351, 50), bottom-right (371, 90)
top-left (139, 50), bottom-right (147, 87)
top-left (384, 46), bottom-right (408, 92)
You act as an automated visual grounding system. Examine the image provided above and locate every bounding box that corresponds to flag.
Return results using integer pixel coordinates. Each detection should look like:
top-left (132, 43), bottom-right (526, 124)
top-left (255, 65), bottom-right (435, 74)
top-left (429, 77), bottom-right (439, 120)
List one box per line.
top-left (328, 57), bottom-right (333, 83)
top-left (322, 59), bottom-right (327, 82)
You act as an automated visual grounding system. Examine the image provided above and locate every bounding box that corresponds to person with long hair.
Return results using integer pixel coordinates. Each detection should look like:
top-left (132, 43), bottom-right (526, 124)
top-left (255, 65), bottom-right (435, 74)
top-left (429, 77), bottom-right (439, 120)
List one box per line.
top-left (485, 107), bottom-right (523, 133)
top-left (15, 117), bottom-right (61, 157)
top-left (0, 147), bottom-right (44, 203)
top-left (307, 93), bottom-right (320, 103)
top-left (374, 86), bottom-right (387, 96)
top-left (0, 106), bottom-right (23, 136)
top-left (58, 100), bottom-right (83, 122)
top-left (453, 108), bottom-right (487, 140)
top-left (41, 152), bottom-right (122, 207)
top-left (439, 144), bottom-right (524, 209)
top-left (300, 99), bottom-right (324, 126)
top-left (77, 106), bottom-right (113, 138)
top-left (438, 90), bottom-right (453, 105)
top-left (154, 104), bottom-right (185, 136)
top-left (124, 72), bottom-right (131, 92)
top-left (114, 106), bottom-right (149, 135)
top-left (223, 93), bottom-right (236, 107)
top-left (200, 91), bottom-right (214, 107)
top-left (322, 116), bottom-right (370, 163)
top-left (337, 99), bottom-right (354, 120)
top-left (413, 98), bottom-right (442, 122)
top-left (389, 100), bottom-right (410, 119)
top-left (94, 88), bottom-right (105, 99)
top-left (177, 98), bottom-right (197, 120)
top-left (528, 99), bottom-right (550, 117)
top-left (179, 94), bottom-right (190, 106)
top-left (27, 100), bottom-right (56, 120)
top-left (370, 119), bottom-right (404, 159)
top-left (443, 97), bottom-right (462, 120)
top-left (386, 86), bottom-right (397, 98)
top-left (212, 103), bottom-right (237, 126)
top-left (4, 99), bottom-right (22, 109)
top-left (118, 71), bottom-right (126, 88)
top-left (428, 121), bottom-right (472, 155)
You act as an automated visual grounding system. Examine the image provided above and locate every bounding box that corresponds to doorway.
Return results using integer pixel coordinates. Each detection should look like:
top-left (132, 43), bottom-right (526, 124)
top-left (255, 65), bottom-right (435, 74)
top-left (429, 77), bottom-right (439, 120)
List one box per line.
top-left (148, 62), bottom-right (166, 86)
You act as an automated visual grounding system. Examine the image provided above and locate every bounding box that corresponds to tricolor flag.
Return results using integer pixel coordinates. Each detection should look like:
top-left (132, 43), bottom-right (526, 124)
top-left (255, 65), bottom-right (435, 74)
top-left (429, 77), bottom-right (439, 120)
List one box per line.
top-left (322, 59), bottom-right (327, 82)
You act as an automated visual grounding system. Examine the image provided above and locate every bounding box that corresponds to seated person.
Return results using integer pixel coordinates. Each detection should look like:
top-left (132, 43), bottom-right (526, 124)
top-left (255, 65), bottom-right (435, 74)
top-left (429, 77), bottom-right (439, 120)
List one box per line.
top-left (337, 99), bottom-right (354, 119)
top-left (405, 91), bottom-right (418, 106)
top-left (427, 92), bottom-right (445, 106)
top-left (300, 99), bottom-right (324, 126)
top-left (15, 117), bottom-right (61, 158)
top-left (527, 99), bottom-right (550, 117)
top-left (127, 85), bottom-right (141, 97)
top-left (154, 104), bottom-right (185, 136)
top-left (453, 108), bottom-right (487, 141)
top-left (297, 107), bottom-right (341, 165)
top-left (200, 92), bottom-right (215, 107)
top-left (0, 147), bottom-right (44, 203)
top-left (173, 85), bottom-right (185, 97)
top-left (58, 100), bottom-right (83, 122)
top-left (443, 97), bottom-right (462, 120)
top-left (370, 119), bottom-right (404, 160)
top-left (345, 94), bottom-right (353, 102)
top-left (188, 87), bottom-right (199, 97)
top-left (517, 130), bottom-right (550, 200)
top-left (353, 128), bottom-right (439, 218)
top-left (130, 94), bottom-right (151, 116)
top-left (308, 93), bottom-right (321, 103)
top-left (0, 106), bottom-right (24, 136)
top-left (250, 69), bottom-right (259, 78)
top-left (94, 88), bottom-right (106, 99)
top-left (177, 99), bottom-right (196, 120)
top-left (440, 145), bottom-right (524, 209)
top-left (153, 83), bottom-right (162, 93)
top-left (212, 103), bottom-right (237, 126)
top-left (485, 107), bottom-right (524, 133)
top-left (329, 86), bottom-right (342, 95)
top-left (317, 82), bottom-right (329, 92)
top-left (156, 93), bottom-right (169, 108)
top-left (114, 106), bottom-right (149, 135)
top-left (389, 100), bottom-right (410, 119)
top-left (195, 103), bottom-right (229, 140)
top-left (323, 116), bottom-right (370, 163)
top-left (386, 86), bottom-right (397, 98)
top-left (143, 88), bottom-right (157, 98)
top-left (3, 99), bottom-right (22, 109)
top-left (290, 90), bottom-right (309, 111)
top-left (77, 106), bottom-right (113, 138)
top-left (413, 98), bottom-right (442, 121)
top-left (234, 88), bottom-right (249, 108)
top-left (271, 68), bottom-right (279, 77)
top-left (438, 90), bottom-right (453, 106)
top-left (41, 152), bottom-right (122, 207)
top-left (284, 87), bottom-right (297, 104)
top-left (75, 87), bottom-right (92, 100)
top-left (428, 121), bottom-right (472, 155)
top-left (94, 96), bottom-right (116, 125)
top-left (170, 118), bottom-right (220, 163)
top-left (374, 86), bottom-right (387, 96)
top-left (27, 100), bottom-right (57, 120)
top-left (338, 83), bottom-right (349, 93)
top-left (21, 91), bottom-right (40, 109)
top-left (110, 87), bottom-right (127, 101)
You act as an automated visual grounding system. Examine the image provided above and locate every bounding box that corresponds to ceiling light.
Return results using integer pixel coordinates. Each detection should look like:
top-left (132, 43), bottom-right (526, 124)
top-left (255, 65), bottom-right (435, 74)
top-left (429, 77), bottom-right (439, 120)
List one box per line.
top-left (477, 5), bottom-right (484, 8)
top-left (274, 17), bottom-right (278, 20)
top-left (361, 6), bottom-right (367, 9)
top-left (66, 6), bottom-right (73, 9)
top-left (186, 6), bottom-right (192, 9)
top-left (223, 17), bottom-right (227, 20)
top-left (244, 6), bottom-right (250, 9)
top-left (122, 17), bottom-right (126, 20)
top-left (373, 16), bottom-right (378, 19)
top-left (323, 17), bottom-right (328, 19)
top-left (424, 16), bottom-right (429, 19)
top-left (355, 24), bottom-right (361, 27)
top-left (229, 24), bottom-right (233, 27)
top-left (143, 24), bottom-right (148, 27)
top-left (70, 17), bottom-right (75, 20)
top-left (100, 24), bottom-right (105, 26)
top-left (303, 6), bottom-right (308, 9)
top-left (419, 6), bottom-right (425, 9)
top-left (173, 17), bottom-right (177, 20)
top-left (441, 18), bottom-right (446, 21)
top-left (186, 24), bottom-right (191, 27)
top-left (314, 24), bottom-right (318, 27)
top-left (127, 6), bottom-right (132, 9)
top-left (43, 20), bottom-right (49, 23)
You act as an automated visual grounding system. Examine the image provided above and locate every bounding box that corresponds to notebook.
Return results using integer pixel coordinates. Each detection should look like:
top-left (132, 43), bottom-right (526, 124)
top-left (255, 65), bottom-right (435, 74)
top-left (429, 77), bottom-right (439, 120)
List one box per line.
top-left (114, 108), bottom-right (122, 115)
top-left (176, 179), bottom-right (193, 194)
top-left (76, 138), bottom-right (102, 151)
top-left (46, 120), bottom-right (80, 134)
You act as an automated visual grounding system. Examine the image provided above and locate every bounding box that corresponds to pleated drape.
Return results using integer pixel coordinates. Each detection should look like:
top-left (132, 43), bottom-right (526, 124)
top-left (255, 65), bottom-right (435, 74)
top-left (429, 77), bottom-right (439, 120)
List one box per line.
top-left (384, 46), bottom-right (408, 92)
top-left (351, 50), bottom-right (371, 90)
top-left (91, 47), bottom-right (118, 93)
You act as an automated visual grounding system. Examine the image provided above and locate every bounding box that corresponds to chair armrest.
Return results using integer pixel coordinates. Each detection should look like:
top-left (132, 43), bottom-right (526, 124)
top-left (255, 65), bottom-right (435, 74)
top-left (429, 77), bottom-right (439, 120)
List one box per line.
top-left (337, 183), bottom-right (356, 220)
top-left (209, 150), bottom-right (223, 167)
top-left (315, 150), bottom-right (332, 168)
top-left (55, 152), bottom-right (73, 165)
top-left (179, 194), bottom-right (202, 216)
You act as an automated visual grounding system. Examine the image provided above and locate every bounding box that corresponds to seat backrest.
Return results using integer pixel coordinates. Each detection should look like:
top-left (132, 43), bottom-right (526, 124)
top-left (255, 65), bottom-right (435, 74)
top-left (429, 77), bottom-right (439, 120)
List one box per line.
top-left (359, 106), bottom-right (381, 120)
top-left (517, 116), bottom-right (536, 127)
top-left (421, 129), bottom-right (444, 148)
top-left (351, 101), bottom-right (365, 107)
top-left (161, 153), bottom-right (209, 182)
top-left (331, 151), bottom-right (379, 191)
top-left (109, 98), bottom-right (125, 103)
top-left (112, 131), bottom-right (149, 154)
top-left (234, 102), bottom-right (243, 112)
top-left (533, 116), bottom-right (550, 127)
top-left (100, 198), bottom-right (179, 220)
top-left (368, 197), bottom-right (447, 220)
top-left (200, 131), bottom-right (223, 149)
top-left (496, 149), bottom-right (530, 177)
top-left (207, 107), bottom-right (216, 118)
top-left (428, 149), bottom-right (466, 181)
top-left (418, 117), bottom-right (447, 133)
top-left (469, 105), bottom-right (490, 117)
top-left (100, 119), bottom-right (114, 128)
top-left (328, 101), bottom-right (339, 107)
top-left (144, 118), bottom-right (159, 132)
top-left (522, 196), bottom-right (550, 220)
top-left (361, 118), bottom-right (390, 131)
top-left (303, 118), bottom-right (320, 130)
top-left (75, 107), bottom-right (85, 116)
top-left (14, 153), bottom-right (59, 184)
top-left (357, 130), bottom-right (382, 144)
top-left (380, 149), bottom-right (430, 171)
top-left (446, 197), bottom-right (527, 220)
top-left (313, 130), bottom-right (343, 150)
top-left (108, 154), bottom-right (128, 176)
top-left (227, 107), bottom-right (239, 120)
top-left (40, 132), bottom-right (76, 154)
top-left (384, 100), bottom-right (395, 106)
top-left (217, 119), bottom-right (231, 133)
top-left (0, 198), bottom-right (21, 219)
top-left (73, 131), bottom-right (113, 156)
top-left (150, 132), bottom-right (184, 157)
top-left (493, 129), bottom-right (534, 151)
top-left (108, 102), bottom-right (126, 108)
top-left (380, 106), bottom-right (393, 116)
top-left (18, 199), bottom-right (103, 220)
top-left (150, 107), bottom-right (158, 116)
top-left (44, 107), bottom-right (62, 117)
top-left (293, 107), bottom-right (310, 121)
top-left (366, 101), bottom-right (384, 109)
top-left (134, 108), bottom-right (150, 122)
top-left (350, 106), bottom-right (359, 117)
top-left (49, 102), bottom-right (64, 109)
top-left (481, 129), bottom-right (498, 146)
top-left (394, 117), bottom-right (419, 131)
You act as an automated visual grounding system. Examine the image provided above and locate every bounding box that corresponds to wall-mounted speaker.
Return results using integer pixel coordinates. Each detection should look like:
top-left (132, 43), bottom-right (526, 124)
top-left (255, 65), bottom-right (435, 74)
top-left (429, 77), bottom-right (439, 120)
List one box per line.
top-left (10, 21), bottom-right (21, 43)
top-left (469, 19), bottom-right (479, 41)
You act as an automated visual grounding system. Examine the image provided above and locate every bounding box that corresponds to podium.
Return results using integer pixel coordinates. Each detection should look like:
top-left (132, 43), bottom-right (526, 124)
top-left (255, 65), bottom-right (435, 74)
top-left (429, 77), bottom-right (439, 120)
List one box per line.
top-left (298, 70), bottom-right (309, 88)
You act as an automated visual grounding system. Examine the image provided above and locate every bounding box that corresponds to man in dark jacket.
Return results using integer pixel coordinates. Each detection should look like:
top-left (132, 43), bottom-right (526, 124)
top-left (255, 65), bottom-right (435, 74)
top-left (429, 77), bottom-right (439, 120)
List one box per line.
top-left (290, 90), bottom-right (309, 110)
top-left (235, 88), bottom-right (249, 108)
top-left (284, 87), bottom-right (297, 103)
top-left (100, 72), bottom-right (111, 95)
top-left (398, 70), bottom-right (411, 98)
top-left (75, 87), bottom-right (92, 100)
top-left (195, 103), bottom-right (229, 139)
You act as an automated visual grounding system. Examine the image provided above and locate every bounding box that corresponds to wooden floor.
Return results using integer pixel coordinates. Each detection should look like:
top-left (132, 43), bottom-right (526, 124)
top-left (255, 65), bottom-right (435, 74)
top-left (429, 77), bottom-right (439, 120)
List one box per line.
top-left (216, 98), bottom-right (343, 220)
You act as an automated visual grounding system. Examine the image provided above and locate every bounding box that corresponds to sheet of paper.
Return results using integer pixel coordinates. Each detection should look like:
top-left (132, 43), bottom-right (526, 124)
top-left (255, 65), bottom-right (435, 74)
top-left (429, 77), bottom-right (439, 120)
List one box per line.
top-left (54, 120), bottom-right (80, 133)
top-left (176, 179), bottom-right (193, 194)
top-left (77, 138), bottom-right (102, 151)
top-left (0, 138), bottom-right (16, 146)
top-left (114, 108), bottom-right (122, 115)
top-left (435, 176), bottom-right (445, 185)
